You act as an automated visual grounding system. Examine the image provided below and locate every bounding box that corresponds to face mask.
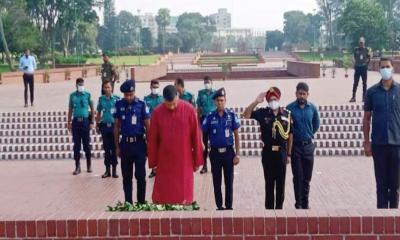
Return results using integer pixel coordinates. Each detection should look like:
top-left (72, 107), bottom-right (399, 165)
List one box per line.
top-left (77, 85), bottom-right (85, 92)
top-left (204, 83), bottom-right (211, 90)
top-left (268, 100), bottom-right (280, 110)
top-left (380, 68), bottom-right (393, 81)
top-left (151, 88), bottom-right (159, 95)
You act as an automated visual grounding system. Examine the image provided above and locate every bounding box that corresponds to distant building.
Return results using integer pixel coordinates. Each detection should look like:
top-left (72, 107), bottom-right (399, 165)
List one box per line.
top-left (215, 28), bottom-right (252, 39)
top-left (210, 8), bottom-right (231, 30)
top-left (139, 13), bottom-right (158, 39)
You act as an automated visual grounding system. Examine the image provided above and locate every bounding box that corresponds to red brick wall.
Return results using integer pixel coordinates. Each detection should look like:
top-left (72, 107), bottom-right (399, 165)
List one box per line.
top-left (130, 63), bottom-right (168, 82)
top-left (2, 213), bottom-right (399, 239)
top-left (287, 61), bottom-right (320, 78)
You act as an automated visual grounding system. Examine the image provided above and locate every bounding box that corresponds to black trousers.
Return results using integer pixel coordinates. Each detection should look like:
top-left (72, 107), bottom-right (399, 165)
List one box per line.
top-left (372, 145), bottom-right (400, 209)
top-left (23, 73), bottom-right (34, 105)
top-left (202, 117), bottom-right (210, 169)
top-left (209, 147), bottom-right (235, 209)
top-left (352, 66), bottom-right (368, 99)
top-left (120, 140), bottom-right (147, 204)
top-left (291, 142), bottom-right (315, 209)
top-left (99, 123), bottom-right (117, 168)
top-left (262, 147), bottom-right (287, 209)
top-left (72, 118), bottom-right (91, 166)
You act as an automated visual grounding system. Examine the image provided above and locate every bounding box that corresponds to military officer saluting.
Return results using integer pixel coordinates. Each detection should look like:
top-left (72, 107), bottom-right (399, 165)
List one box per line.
top-left (114, 80), bottom-right (150, 204)
top-left (101, 53), bottom-right (118, 94)
top-left (202, 88), bottom-right (241, 210)
top-left (197, 76), bottom-right (217, 174)
top-left (67, 78), bottom-right (95, 175)
top-left (144, 80), bottom-right (163, 178)
top-left (96, 80), bottom-right (120, 178)
top-left (243, 87), bottom-right (293, 209)
top-left (175, 78), bottom-right (196, 107)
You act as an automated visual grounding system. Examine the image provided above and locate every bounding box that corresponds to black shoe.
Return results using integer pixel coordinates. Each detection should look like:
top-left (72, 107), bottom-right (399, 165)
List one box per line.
top-left (87, 161), bottom-right (92, 173)
top-left (102, 170), bottom-right (111, 178)
top-left (217, 207), bottom-right (225, 211)
top-left (31, 103), bottom-right (34, 107)
top-left (112, 167), bottom-right (119, 178)
top-left (149, 171), bottom-right (156, 178)
top-left (73, 166), bottom-right (81, 175)
top-left (200, 167), bottom-right (208, 174)
top-left (225, 207), bottom-right (233, 210)
top-left (24, 104), bottom-right (28, 108)
top-left (349, 97), bottom-right (356, 103)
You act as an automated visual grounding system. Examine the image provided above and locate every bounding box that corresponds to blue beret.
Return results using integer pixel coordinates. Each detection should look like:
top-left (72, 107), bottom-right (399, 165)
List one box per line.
top-left (212, 87), bottom-right (226, 100)
top-left (120, 79), bottom-right (135, 93)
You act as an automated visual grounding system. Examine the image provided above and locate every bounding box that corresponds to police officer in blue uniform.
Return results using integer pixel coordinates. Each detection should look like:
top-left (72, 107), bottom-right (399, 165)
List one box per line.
top-left (67, 78), bottom-right (95, 175)
top-left (202, 88), bottom-right (241, 210)
top-left (96, 80), bottom-right (120, 178)
top-left (114, 79), bottom-right (150, 204)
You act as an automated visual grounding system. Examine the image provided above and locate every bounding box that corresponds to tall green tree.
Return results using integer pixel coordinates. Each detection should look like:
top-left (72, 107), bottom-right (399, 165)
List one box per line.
top-left (338, 0), bottom-right (388, 49)
top-left (116, 11), bottom-right (141, 49)
top-left (156, 8), bottom-right (171, 53)
top-left (266, 30), bottom-right (284, 50)
top-left (283, 11), bottom-right (309, 44)
top-left (98, 0), bottom-right (117, 52)
top-left (141, 27), bottom-right (153, 52)
top-left (176, 12), bottom-right (216, 52)
top-left (316, 0), bottom-right (345, 47)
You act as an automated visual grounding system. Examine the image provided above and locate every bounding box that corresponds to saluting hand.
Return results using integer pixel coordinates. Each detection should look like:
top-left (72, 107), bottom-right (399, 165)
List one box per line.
top-left (364, 141), bottom-right (372, 157)
top-left (255, 92), bottom-right (266, 104)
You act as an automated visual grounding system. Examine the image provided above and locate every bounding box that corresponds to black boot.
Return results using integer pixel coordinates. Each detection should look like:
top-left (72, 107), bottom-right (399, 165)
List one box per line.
top-left (73, 163), bottom-right (81, 175)
top-left (87, 159), bottom-right (92, 173)
top-left (200, 166), bottom-right (208, 174)
top-left (102, 166), bottom-right (111, 178)
top-left (112, 166), bottom-right (119, 178)
top-left (148, 170), bottom-right (156, 178)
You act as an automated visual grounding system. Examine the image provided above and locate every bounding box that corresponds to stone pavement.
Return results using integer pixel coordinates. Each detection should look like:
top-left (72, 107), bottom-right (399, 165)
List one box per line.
top-left (0, 68), bottom-right (385, 112)
top-left (0, 156), bottom-right (376, 218)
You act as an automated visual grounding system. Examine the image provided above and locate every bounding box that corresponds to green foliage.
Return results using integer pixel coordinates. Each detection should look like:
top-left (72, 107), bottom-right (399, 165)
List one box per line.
top-left (266, 30), bottom-right (284, 50)
top-left (176, 13), bottom-right (216, 52)
top-left (55, 55), bottom-right (87, 64)
top-left (107, 201), bottom-right (200, 212)
top-left (283, 11), bottom-right (322, 45)
top-left (337, 0), bottom-right (389, 50)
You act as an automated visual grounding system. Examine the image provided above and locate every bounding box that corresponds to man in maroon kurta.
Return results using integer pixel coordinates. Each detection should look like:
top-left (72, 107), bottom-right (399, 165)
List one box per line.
top-left (148, 85), bottom-right (203, 204)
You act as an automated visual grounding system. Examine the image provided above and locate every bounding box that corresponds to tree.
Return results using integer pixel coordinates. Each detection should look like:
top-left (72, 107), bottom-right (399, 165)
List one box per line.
top-left (316, 0), bottom-right (345, 48)
top-left (266, 30), bottom-right (284, 50)
top-left (283, 11), bottom-right (309, 44)
top-left (56, 0), bottom-right (99, 56)
top-left (0, 15), bottom-right (12, 70)
top-left (338, 0), bottom-right (388, 50)
top-left (165, 33), bottom-right (182, 53)
top-left (141, 27), bottom-right (153, 52)
top-left (176, 12), bottom-right (216, 52)
top-left (156, 8), bottom-right (171, 53)
top-left (97, 0), bottom-right (117, 52)
top-left (116, 11), bottom-right (141, 49)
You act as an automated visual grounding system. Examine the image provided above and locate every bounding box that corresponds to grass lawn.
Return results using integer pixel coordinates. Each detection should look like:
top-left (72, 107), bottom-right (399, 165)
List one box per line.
top-left (86, 55), bottom-right (160, 65)
top-left (297, 52), bottom-right (352, 62)
top-left (197, 55), bottom-right (260, 65)
top-left (0, 65), bottom-right (11, 73)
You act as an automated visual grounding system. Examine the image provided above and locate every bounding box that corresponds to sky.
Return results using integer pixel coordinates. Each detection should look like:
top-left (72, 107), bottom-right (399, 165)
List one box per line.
top-left (114, 0), bottom-right (318, 31)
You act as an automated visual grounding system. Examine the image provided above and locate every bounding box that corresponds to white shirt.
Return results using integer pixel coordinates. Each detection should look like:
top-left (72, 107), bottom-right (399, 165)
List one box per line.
top-left (19, 55), bottom-right (37, 74)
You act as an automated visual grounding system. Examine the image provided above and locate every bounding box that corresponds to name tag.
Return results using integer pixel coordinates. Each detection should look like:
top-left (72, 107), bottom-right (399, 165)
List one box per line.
top-left (225, 129), bottom-right (230, 138)
top-left (131, 115), bottom-right (137, 125)
top-left (110, 108), bottom-right (116, 114)
top-left (360, 55), bottom-right (363, 60)
top-left (103, 72), bottom-right (107, 77)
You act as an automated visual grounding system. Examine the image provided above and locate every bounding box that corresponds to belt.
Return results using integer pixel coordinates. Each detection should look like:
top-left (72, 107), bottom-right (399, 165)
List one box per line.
top-left (263, 145), bottom-right (285, 152)
top-left (123, 135), bottom-right (144, 143)
top-left (211, 146), bottom-right (233, 153)
top-left (74, 117), bottom-right (88, 122)
top-left (294, 139), bottom-right (312, 146)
